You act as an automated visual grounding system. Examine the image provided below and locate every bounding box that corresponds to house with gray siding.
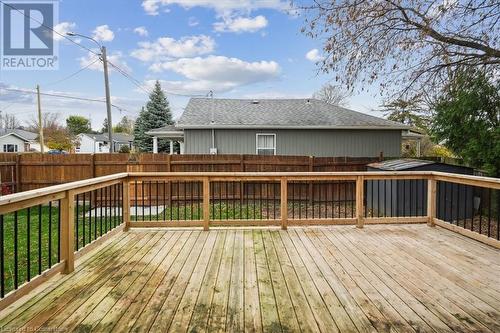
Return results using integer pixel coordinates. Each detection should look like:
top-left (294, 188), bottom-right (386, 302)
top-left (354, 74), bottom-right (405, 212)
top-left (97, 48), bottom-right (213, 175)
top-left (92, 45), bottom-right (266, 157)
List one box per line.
top-left (148, 98), bottom-right (408, 157)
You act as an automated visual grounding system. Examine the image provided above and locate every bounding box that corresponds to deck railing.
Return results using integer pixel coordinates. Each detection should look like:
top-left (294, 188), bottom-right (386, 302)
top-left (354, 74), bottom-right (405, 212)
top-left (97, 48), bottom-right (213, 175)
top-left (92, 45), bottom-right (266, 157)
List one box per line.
top-left (0, 171), bottom-right (498, 310)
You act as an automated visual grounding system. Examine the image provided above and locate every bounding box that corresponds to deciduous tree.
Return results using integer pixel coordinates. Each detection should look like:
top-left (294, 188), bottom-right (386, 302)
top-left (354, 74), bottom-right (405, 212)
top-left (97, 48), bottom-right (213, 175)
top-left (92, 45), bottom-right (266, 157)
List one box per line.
top-left (313, 84), bottom-right (351, 106)
top-left (297, 0), bottom-right (500, 97)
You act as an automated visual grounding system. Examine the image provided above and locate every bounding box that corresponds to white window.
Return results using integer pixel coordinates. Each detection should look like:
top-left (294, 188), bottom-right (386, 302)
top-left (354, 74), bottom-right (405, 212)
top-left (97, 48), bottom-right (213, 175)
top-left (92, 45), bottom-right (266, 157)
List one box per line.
top-left (256, 133), bottom-right (276, 155)
top-left (3, 144), bottom-right (18, 152)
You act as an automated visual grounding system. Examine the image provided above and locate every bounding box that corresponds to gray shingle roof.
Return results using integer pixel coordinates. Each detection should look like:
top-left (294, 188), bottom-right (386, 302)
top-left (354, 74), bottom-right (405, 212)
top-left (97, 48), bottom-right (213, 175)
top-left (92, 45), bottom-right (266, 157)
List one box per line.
top-left (177, 98), bottom-right (408, 130)
top-left (0, 129), bottom-right (38, 141)
top-left (82, 133), bottom-right (134, 143)
top-left (146, 125), bottom-right (182, 134)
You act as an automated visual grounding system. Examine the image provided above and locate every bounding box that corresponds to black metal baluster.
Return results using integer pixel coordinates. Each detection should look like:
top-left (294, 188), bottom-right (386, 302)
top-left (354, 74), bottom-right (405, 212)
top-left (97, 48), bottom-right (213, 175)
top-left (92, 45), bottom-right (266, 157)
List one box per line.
top-left (38, 205), bottom-right (42, 273)
top-left (0, 215), bottom-right (4, 297)
top-left (344, 182), bottom-right (348, 219)
top-left (190, 182), bottom-right (194, 220)
top-left (26, 208), bottom-right (30, 282)
top-left (75, 195), bottom-right (79, 250)
top-left (89, 191), bottom-right (93, 242)
top-left (326, 182), bottom-right (330, 219)
top-left (464, 184), bottom-right (469, 230)
top-left (496, 189), bottom-right (499, 240)
top-left (92, 191), bottom-right (96, 240)
top-left (163, 181), bottom-right (167, 221)
top-left (134, 181), bottom-right (138, 222)
top-left (245, 183), bottom-right (249, 219)
top-left (58, 199), bottom-right (61, 262)
top-left (198, 182), bottom-right (202, 220)
top-left (141, 181), bottom-right (145, 221)
top-left (99, 188), bottom-right (103, 236)
top-left (252, 183), bottom-right (256, 219)
top-left (104, 187), bottom-right (108, 232)
top-left (112, 185), bottom-right (115, 228)
top-left (220, 182), bottom-right (223, 220)
top-left (149, 181), bottom-right (152, 221)
top-left (172, 182), bottom-right (176, 221)
top-left (259, 183), bottom-right (263, 220)
top-left (82, 193), bottom-right (86, 246)
top-left (478, 187), bottom-right (483, 235)
top-left (487, 188), bottom-right (492, 237)
top-left (156, 181), bottom-right (160, 221)
top-left (48, 201), bottom-right (52, 267)
top-left (265, 182), bottom-right (269, 220)
top-left (298, 182), bottom-right (302, 219)
top-left (274, 183), bottom-right (277, 220)
top-left (184, 182), bottom-right (187, 220)
top-left (120, 184), bottom-right (123, 225)
top-left (177, 182), bottom-right (180, 220)
top-left (351, 182), bottom-right (355, 218)
top-left (14, 211), bottom-right (18, 289)
top-left (457, 183), bottom-right (462, 227)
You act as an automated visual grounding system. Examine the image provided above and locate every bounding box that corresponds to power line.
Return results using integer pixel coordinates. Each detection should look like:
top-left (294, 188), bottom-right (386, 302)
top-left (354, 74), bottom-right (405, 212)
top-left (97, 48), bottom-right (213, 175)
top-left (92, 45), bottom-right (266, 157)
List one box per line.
top-left (1, 87), bottom-right (137, 115)
top-left (0, 1), bottom-right (206, 100)
top-left (43, 57), bottom-right (100, 87)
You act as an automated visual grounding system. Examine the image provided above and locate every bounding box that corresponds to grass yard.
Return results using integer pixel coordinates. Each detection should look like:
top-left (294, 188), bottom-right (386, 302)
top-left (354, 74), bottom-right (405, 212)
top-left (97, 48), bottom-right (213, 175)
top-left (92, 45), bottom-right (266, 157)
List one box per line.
top-left (1, 205), bottom-right (122, 296)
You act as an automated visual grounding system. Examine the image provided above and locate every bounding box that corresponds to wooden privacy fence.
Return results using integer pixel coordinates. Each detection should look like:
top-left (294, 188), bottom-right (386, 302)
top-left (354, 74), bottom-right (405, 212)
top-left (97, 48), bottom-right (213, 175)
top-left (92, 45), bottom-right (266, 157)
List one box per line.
top-left (0, 153), bottom-right (379, 193)
top-left (0, 170), bottom-right (498, 310)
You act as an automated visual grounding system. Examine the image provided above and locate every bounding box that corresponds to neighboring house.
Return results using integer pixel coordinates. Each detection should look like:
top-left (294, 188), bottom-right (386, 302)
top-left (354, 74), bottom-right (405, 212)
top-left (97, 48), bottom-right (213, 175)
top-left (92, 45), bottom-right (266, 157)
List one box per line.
top-left (148, 98), bottom-right (409, 157)
top-left (76, 133), bottom-right (134, 153)
top-left (0, 129), bottom-right (47, 152)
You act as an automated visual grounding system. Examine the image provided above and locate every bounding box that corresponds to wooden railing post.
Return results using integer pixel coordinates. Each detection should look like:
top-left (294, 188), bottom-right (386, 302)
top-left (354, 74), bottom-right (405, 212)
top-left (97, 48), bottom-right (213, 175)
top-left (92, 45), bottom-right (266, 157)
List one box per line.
top-left (427, 177), bottom-right (436, 227)
top-left (60, 190), bottom-right (75, 274)
top-left (281, 178), bottom-right (288, 230)
top-left (123, 179), bottom-right (131, 231)
top-left (203, 177), bottom-right (210, 231)
top-left (356, 176), bottom-right (364, 228)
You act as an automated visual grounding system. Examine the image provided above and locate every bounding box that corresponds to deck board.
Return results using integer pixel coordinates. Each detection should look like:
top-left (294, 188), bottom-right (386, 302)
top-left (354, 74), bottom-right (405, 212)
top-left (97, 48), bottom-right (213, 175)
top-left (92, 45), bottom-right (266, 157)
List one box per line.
top-left (0, 225), bottom-right (499, 333)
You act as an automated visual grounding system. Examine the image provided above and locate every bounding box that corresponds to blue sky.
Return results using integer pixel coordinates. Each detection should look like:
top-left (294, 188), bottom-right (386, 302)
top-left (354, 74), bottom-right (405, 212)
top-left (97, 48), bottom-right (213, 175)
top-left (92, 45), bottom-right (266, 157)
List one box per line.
top-left (0, 0), bottom-right (382, 130)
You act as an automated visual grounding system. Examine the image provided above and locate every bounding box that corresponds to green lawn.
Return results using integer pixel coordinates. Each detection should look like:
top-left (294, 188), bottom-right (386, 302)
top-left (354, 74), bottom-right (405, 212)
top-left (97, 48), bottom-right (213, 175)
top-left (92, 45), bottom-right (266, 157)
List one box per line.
top-left (1, 205), bottom-right (122, 296)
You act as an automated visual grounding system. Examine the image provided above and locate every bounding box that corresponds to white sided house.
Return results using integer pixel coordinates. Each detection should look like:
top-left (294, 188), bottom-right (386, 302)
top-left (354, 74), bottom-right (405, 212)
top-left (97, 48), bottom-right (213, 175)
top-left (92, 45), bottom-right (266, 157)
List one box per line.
top-left (76, 133), bottom-right (134, 153)
top-left (0, 129), bottom-right (47, 152)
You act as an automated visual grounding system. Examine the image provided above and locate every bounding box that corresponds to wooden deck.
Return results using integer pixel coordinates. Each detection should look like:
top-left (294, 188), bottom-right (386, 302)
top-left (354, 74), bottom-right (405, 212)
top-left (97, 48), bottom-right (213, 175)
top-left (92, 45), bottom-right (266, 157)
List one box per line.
top-left (0, 225), bottom-right (499, 332)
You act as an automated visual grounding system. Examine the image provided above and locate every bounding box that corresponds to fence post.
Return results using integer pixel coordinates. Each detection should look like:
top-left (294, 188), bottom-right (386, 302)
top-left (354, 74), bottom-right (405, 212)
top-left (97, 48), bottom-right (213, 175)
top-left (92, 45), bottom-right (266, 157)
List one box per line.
top-left (427, 177), bottom-right (436, 227)
top-left (123, 179), bottom-right (131, 231)
top-left (203, 177), bottom-right (210, 231)
top-left (281, 178), bottom-right (288, 230)
top-left (356, 176), bottom-right (364, 228)
top-left (60, 190), bottom-right (75, 274)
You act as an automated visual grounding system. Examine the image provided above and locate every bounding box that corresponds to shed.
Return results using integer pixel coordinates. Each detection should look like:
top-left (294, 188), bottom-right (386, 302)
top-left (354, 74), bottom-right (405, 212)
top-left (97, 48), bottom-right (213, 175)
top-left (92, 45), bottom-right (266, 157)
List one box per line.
top-left (366, 159), bottom-right (475, 218)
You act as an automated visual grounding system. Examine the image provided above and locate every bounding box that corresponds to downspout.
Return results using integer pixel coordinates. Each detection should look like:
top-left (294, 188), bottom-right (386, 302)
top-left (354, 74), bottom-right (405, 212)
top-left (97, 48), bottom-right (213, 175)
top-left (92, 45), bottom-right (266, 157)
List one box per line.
top-left (209, 90), bottom-right (215, 151)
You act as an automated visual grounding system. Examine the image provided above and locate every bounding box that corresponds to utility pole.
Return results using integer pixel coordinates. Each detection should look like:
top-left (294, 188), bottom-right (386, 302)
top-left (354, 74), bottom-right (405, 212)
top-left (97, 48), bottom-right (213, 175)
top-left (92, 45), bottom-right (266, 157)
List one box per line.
top-left (101, 46), bottom-right (113, 153)
top-left (66, 32), bottom-right (113, 153)
top-left (36, 85), bottom-right (45, 154)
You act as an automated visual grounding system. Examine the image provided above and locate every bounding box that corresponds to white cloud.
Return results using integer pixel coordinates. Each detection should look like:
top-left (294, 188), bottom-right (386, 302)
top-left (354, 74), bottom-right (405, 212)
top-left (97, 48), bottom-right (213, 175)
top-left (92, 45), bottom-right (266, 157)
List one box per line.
top-left (147, 55), bottom-right (281, 94)
top-left (214, 15), bottom-right (268, 33)
top-left (133, 26), bottom-right (149, 37)
top-left (53, 22), bottom-right (76, 40)
top-left (142, 0), bottom-right (288, 15)
top-left (131, 35), bottom-right (215, 61)
top-left (305, 48), bottom-right (323, 62)
top-left (92, 25), bottom-right (115, 42)
top-left (79, 51), bottom-right (131, 73)
top-left (188, 17), bottom-right (199, 27)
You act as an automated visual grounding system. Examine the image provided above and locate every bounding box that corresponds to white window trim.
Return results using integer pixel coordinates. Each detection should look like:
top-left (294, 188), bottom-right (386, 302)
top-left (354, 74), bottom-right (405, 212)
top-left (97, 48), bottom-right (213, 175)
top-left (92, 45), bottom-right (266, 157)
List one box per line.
top-left (255, 133), bottom-right (276, 155)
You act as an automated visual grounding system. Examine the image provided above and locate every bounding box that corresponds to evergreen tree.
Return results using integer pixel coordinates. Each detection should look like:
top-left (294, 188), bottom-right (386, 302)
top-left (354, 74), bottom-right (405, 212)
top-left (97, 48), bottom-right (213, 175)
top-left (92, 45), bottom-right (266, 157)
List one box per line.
top-left (133, 81), bottom-right (173, 152)
top-left (101, 118), bottom-right (109, 134)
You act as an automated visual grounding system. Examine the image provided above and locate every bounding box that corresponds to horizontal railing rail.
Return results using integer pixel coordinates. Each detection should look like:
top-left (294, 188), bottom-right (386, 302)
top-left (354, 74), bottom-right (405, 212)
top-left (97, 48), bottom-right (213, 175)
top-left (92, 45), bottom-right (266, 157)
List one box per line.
top-left (0, 170), bottom-right (498, 310)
